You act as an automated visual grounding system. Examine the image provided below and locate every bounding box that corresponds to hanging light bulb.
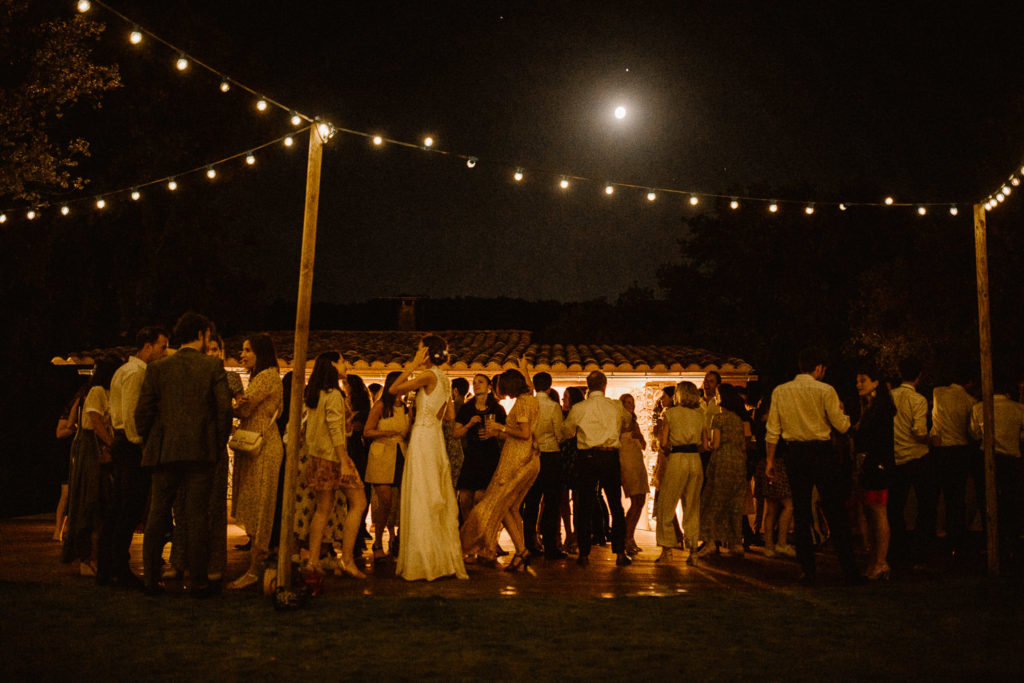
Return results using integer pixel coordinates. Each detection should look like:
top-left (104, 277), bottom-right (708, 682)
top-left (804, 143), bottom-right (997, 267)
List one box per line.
top-left (284, 136), bottom-right (294, 147)
top-left (27, 210), bottom-right (36, 220)
top-left (290, 111), bottom-right (302, 126)
top-left (997, 193), bottom-right (1005, 202)
top-left (131, 189), bottom-right (141, 201)
top-left (839, 203), bottom-right (848, 211)
top-left (604, 183), bottom-right (615, 195)
top-left (729, 199), bottom-right (739, 210)
top-left (256, 99), bottom-right (268, 112)
top-left (423, 136), bottom-right (434, 148)
top-left (805, 205), bottom-right (815, 215)
top-left (61, 205), bottom-right (70, 216)
top-left (559, 177), bottom-right (570, 189)
top-left (949, 205), bottom-right (958, 216)
top-left (0, 214), bottom-right (6, 223)
top-left (372, 135), bottom-right (383, 146)
top-left (1002, 185), bottom-right (1011, 196)
top-left (1012, 176), bottom-right (1021, 187)
top-left (917, 206), bottom-right (927, 215)
top-left (513, 168), bottom-right (524, 182)
top-left (245, 152), bottom-right (256, 165)
top-left (466, 157), bottom-right (477, 168)
top-left (884, 196), bottom-right (894, 205)
top-left (95, 198), bottom-right (106, 209)
top-left (689, 195), bottom-right (699, 206)
top-left (768, 203), bottom-right (779, 213)
top-left (316, 122), bottom-right (333, 140)
top-left (76, 0), bottom-right (91, 13)
top-left (646, 190), bottom-right (657, 202)
top-left (206, 167), bottom-right (217, 180)
top-left (219, 77), bottom-right (231, 92)
top-left (130, 28), bottom-right (143, 45)
top-left (167, 179), bottom-right (178, 191)
top-left (175, 54), bottom-right (189, 71)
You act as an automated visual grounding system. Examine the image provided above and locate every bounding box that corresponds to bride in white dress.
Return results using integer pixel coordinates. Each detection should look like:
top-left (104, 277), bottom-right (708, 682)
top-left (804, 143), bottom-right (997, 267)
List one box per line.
top-left (388, 335), bottom-right (468, 581)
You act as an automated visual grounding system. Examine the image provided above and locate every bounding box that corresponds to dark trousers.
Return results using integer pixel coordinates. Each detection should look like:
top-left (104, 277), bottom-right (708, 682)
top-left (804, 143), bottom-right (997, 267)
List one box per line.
top-left (97, 436), bottom-right (149, 580)
top-left (521, 451), bottom-right (564, 555)
top-left (932, 445), bottom-right (972, 551)
top-left (888, 454), bottom-right (938, 563)
top-left (784, 441), bottom-right (859, 579)
top-left (572, 449), bottom-right (625, 556)
top-left (143, 462), bottom-right (214, 587)
top-left (975, 454), bottom-right (1023, 571)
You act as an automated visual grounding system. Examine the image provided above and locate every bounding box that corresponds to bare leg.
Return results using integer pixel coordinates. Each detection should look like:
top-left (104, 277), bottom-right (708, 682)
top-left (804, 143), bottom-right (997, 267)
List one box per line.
top-left (866, 502), bottom-right (890, 573)
top-left (501, 508), bottom-right (526, 553)
top-left (763, 498), bottom-right (780, 550)
top-left (54, 484), bottom-right (69, 541)
top-left (561, 490), bottom-right (575, 549)
top-left (373, 485), bottom-right (393, 551)
top-left (339, 485), bottom-right (367, 578)
top-left (777, 498), bottom-right (794, 547)
top-left (306, 487), bottom-right (335, 571)
top-left (458, 489), bottom-right (473, 525)
top-left (672, 512), bottom-right (684, 547)
top-left (625, 493), bottom-right (646, 552)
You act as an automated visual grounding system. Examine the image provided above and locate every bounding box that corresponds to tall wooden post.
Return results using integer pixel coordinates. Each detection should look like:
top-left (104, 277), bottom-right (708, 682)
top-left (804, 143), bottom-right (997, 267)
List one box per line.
top-left (276, 125), bottom-right (325, 590)
top-left (973, 203), bottom-right (999, 576)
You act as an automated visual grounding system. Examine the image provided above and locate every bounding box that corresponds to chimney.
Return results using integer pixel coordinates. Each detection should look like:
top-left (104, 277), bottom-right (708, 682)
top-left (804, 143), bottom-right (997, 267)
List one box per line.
top-left (398, 297), bottom-right (417, 330)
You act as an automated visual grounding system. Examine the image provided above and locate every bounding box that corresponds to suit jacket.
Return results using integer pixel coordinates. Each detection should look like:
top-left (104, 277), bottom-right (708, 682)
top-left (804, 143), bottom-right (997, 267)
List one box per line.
top-left (135, 347), bottom-right (233, 467)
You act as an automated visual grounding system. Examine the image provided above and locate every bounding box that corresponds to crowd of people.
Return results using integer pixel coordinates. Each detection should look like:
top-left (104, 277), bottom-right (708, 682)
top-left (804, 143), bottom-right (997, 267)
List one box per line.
top-left (54, 316), bottom-right (1024, 596)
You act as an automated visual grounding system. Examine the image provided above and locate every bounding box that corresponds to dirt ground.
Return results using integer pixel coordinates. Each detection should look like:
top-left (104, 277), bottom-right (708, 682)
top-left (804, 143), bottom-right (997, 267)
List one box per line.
top-left (1, 515), bottom-right (1021, 681)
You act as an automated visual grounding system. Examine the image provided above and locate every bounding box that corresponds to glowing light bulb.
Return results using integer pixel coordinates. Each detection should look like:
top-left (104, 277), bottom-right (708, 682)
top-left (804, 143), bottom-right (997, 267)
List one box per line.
top-left (290, 112), bottom-right (301, 126)
top-left (176, 55), bottom-right (189, 71)
top-left (284, 136), bottom-right (294, 147)
top-left (131, 190), bottom-right (141, 201)
top-left (1013, 176), bottom-right (1021, 187)
top-left (805, 205), bottom-right (815, 215)
top-left (605, 184), bottom-right (615, 195)
top-left (27, 210), bottom-right (36, 220)
top-left (513, 169), bottom-right (524, 182)
top-left (729, 200), bottom-right (739, 210)
top-left (839, 203), bottom-right (847, 211)
top-left (219, 78), bottom-right (230, 92)
top-left (206, 167), bottom-right (217, 180)
top-left (167, 179), bottom-right (178, 191)
top-left (372, 136), bottom-right (383, 146)
top-left (95, 198), bottom-right (106, 209)
top-left (466, 157), bottom-right (477, 168)
top-left (768, 203), bottom-right (779, 213)
top-left (245, 153), bottom-right (256, 165)
top-left (0, 214), bottom-right (6, 223)
top-left (646, 191), bottom-right (657, 201)
top-left (917, 206), bottom-right (927, 215)
top-left (1020, 165), bottom-right (1024, 175)
top-left (949, 205), bottom-right (958, 216)
top-left (687, 195), bottom-right (698, 206)
top-left (1002, 185), bottom-right (1011, 196)
top-left (256, 99), bottom-right (268, 112)
top-left (423, 136), bottom-right (434, 148)
top-left (559, 178), bottom-right (570, 189)
top-left (61, 205), bottom-right (70, 216)
top-left (317, 123), bottom-right (332, 140)
top-left (614, 106), bottom-right (627, 119)
top-left (997, 193), bottom-right (1005, 202)
top-left (77, 0), bottom-right (91, 13)
top-left (884, 196), bottom-right (894, 205)
top-left (130, 29), bottom-right (143, 45)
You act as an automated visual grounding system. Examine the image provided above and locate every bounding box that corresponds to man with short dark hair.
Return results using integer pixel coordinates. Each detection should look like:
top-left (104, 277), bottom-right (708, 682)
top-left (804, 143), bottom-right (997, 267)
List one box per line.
top-left (562, 371), bottom-right (631, 566)
top-left (521, 372), bottom-right (567, 559)
top-left (97, 326), bottom-right (169, 588)
top-left (766, 348), bottom-right (859, 584)
top-left (930, 368), bottom-right (979, 558)
top-left (135, 312), bottom-right (232, 596)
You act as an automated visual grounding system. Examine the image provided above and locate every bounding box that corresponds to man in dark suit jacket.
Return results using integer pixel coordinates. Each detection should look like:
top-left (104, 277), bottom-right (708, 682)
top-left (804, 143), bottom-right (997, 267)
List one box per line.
top-left (135, 312), bottom-right (232, 595)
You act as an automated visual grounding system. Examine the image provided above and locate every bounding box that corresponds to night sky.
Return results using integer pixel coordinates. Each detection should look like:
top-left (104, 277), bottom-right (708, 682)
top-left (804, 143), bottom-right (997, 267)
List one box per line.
top-left (38, 1), bottom-right (1024, 302)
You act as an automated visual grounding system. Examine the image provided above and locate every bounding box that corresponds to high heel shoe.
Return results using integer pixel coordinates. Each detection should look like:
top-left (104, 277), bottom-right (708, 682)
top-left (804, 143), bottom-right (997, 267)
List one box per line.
top-left (866, 563), bottom-right (891, 581)
top-left (372, 545), bottom-right (387, 565)
top-left (504, 550), bottom-right (529, 573)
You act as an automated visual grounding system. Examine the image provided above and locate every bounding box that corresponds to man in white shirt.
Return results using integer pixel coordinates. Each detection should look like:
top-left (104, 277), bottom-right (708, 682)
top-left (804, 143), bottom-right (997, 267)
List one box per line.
top-left (562, 371), bottom-right (632, 567)
top-left (930, 371), bottom-right (979, 556)
top-left (521, 372), bottom-right (567, 560)
top-left (766, 348), bottom-right (859, 584)
top-left (969, 378), bottom-right (1024, 572)
top-left (96, 326), bottom-right (168, 588)
top-left (888, 358), bottom-right (936, 565)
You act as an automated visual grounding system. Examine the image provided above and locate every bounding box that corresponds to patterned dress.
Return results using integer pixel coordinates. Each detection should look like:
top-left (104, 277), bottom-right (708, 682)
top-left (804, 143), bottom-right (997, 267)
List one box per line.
top-left (460, 394), bottom-right (540, 560)
top-left (232, 368), bottom-right (284, 553)
top-left (699, 411), bottom-right (748, 547)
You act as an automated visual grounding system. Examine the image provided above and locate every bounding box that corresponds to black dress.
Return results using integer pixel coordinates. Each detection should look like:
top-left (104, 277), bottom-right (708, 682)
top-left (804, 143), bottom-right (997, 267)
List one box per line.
top-left (853, 395), bottom-right (896, 491)
top-left (454, 400), bottom-right (506, 491)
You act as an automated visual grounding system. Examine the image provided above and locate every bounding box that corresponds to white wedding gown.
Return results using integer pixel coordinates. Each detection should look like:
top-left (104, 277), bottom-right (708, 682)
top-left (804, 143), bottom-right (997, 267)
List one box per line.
top-left (396, 367), bottom-right (468, 581)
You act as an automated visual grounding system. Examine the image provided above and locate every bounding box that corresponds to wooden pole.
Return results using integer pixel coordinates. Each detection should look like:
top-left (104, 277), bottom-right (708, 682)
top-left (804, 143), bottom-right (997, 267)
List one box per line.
top-left (276, 125), bottom-right (325, 591)
top-left (972, 202), bottom-right (999, 577)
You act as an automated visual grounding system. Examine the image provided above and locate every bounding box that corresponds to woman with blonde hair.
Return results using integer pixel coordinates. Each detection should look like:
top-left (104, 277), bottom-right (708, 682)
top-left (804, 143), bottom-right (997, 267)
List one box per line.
top-left (655, 381), bottom-right (707, 563)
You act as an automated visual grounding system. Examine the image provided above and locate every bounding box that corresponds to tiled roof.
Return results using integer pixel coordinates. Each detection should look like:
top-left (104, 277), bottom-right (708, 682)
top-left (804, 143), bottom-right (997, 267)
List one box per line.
top-left (222, 330), bottom-right (754, 375)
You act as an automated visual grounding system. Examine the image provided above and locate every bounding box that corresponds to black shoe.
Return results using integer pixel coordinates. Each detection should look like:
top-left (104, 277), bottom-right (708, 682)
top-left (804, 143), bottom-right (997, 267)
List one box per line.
top-left (576, 555), bottom-right (589, 567)
top-left (143, 582), bottom-right (165, 597)
top-left (545, 551), bottom-right (568, 561)
top-left (234, 539), bottom-right (252, 552)
top-left (616, 553), bottom-right (632, 567)
top-left (114, 572), bottom-right (146, 592)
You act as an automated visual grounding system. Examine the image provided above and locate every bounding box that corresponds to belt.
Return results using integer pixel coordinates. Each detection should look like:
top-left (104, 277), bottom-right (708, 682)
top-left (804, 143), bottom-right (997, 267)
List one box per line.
top-left (670, 445), bottom-right (700, 453)
top-left (584, 446), bottom-right (618, 452)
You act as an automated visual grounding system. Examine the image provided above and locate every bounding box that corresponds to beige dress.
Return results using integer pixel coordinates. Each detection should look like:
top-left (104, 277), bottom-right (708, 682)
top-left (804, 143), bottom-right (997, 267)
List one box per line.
top-left (460, 394), bottom-right (540, 560)
top-left (619, 422), bottom-right (649, 497)
top-left (365, 407), bottom-right (409, 485)
top-left (232, 368), bottom-right (284, 553)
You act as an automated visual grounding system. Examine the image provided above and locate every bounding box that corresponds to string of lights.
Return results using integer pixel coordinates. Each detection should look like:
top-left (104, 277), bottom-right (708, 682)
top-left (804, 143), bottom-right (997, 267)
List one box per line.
top-left (8, 1), bottom-right (1020, 224)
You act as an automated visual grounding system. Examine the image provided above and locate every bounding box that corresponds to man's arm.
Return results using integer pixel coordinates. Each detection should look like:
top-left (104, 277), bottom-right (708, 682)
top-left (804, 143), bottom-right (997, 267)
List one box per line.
top-left (213, 366), bottom-right (232, 450)
top-left (910, 394), bottom-right (930, 444)
top-left (122, 369), bottom-right (147, 444)
top-left (824, 387), bottom-right (851, 435)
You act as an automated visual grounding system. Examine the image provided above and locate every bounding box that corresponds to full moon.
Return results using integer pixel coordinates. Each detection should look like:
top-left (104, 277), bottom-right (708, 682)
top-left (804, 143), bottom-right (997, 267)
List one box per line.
top-left (614, 105), bottom-right (627, 119)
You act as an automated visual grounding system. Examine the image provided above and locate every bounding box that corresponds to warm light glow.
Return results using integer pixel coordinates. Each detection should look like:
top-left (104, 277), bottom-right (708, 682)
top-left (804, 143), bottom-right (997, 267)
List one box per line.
top-left (884, 196), bottom-right (894, 205)
top-left (76, 0), bottom-right (91, 13)
top-left (513, 168), bottom-right (523, 182)
top-left (167, 179), bottom-right (178, 191)
top-left (284, 136), bottom-right (294, 147)
top-left (729, 199), bottom-right (739, 210)
top-left (95, 198), bottom-right (106, 209)
top-left (614, 105), bottom-right (627, 119)
top-left (1013, 176), bottom-right (1021, 187)
top-left (768, 203), bottom-right (779, 213)
top-left (839, 203), bottom-right (847, 211)
top-left (206, 167), bottom-right (217, 179)
top-left (61, 205), bottom-right (70, 216)
top-left (997, 193), bottom-right (1005, 202)
top-left (466, 157), bottom-right (477, 168)
top-left (131, 190), bottom-right (141, 201)
top-left (0, 214), bottom-right (6, 223)
top-left (804, 205), bottom-right (814, 215)
top-left (1002, 185), bottom-right (1011, 196)
top-left (317, 123), bottom-right (333, 140)
top-left (245, 153), bottom-right (256, 165)
top-left (949, 205), bottom-right (958, 216)
top-left (646, 191), bottom-right (657, 201)
top-left (290, 112), bottom-right (301, 126)
top-left (1020, 165), bottom-right (1024, 175)
top-left (27, 210), bottom-right (36, 220)
top-left (423, 136), bottom-right (434, 147)
top-left (219, 78), bottom-right (230, 92)
top-left (917, 206), bottom-right (926, 215)
top-left (130, 29), bottom-right (143, 45)
top-left (256, 99), bottom-right (268, 112)
top-left (689, 195), bottom-right (699, 206)
top-left (176, 55), bottom-right (189, 71)
top-left (605, 184), bottom-right (615, 195)
top-left (559, 178), bottom-right (570, 189)
top-left (373, 135), bottom-right (383, 146)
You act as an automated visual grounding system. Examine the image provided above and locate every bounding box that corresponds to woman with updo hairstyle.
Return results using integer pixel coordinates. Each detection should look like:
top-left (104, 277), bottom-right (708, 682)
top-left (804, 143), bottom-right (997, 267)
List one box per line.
top-left (655, 381), bottom-right (707, 563)
top-left (461, 368), bottom-right (540, 571)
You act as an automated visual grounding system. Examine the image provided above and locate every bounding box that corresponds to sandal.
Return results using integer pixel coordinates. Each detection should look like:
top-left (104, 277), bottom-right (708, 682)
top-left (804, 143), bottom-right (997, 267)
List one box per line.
top-left (372, 545), bottom-right (388, 564)
top-left (504, 550), bottom-right (530, 573)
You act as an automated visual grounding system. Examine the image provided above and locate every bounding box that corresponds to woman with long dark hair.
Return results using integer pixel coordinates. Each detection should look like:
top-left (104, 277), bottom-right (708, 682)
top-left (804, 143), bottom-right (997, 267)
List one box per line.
top-left (453, 374), bottom-right (507, 522)
top-left (461, 368), bottom-right (540, 570)
top-left (346, 373), bottom-right (373, 550)
top-left (228, 333), bottom-right (284, 589)
top-left (299, 352), bottom-right (367, 578)
top-left (363, 370), bottom-right (410, 563)
top-left (853, 365), bottom-right (896, 580)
